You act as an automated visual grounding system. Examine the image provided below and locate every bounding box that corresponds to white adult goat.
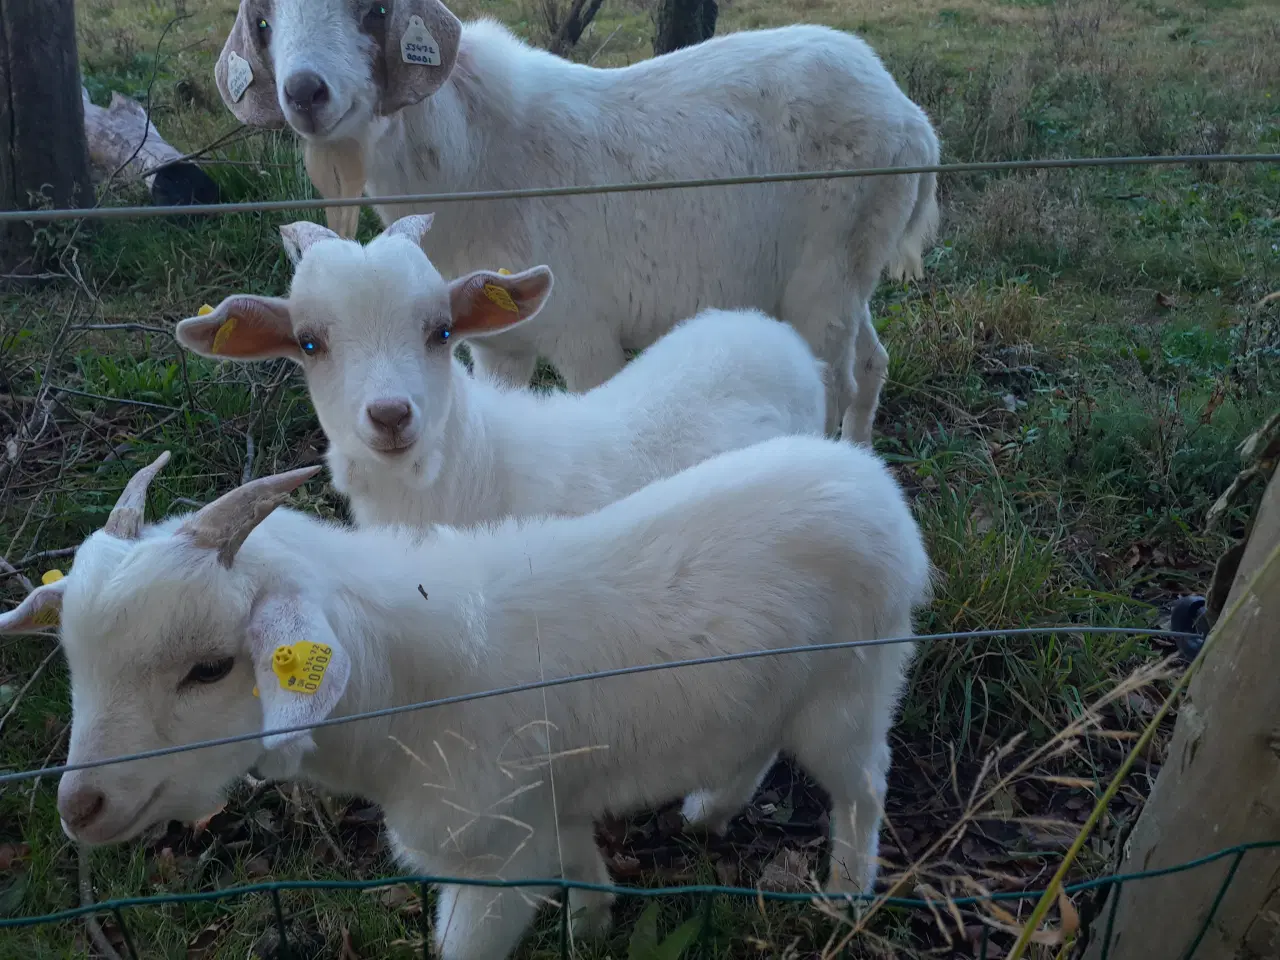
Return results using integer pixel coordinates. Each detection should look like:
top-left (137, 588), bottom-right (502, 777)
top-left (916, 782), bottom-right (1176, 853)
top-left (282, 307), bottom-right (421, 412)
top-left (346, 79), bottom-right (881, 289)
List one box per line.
top-left (3, 436), bottom-right (930, 960)
top-left (177, 214), bottom-right (827, 828)
top-left (214, 0), bottom-right (940, 441)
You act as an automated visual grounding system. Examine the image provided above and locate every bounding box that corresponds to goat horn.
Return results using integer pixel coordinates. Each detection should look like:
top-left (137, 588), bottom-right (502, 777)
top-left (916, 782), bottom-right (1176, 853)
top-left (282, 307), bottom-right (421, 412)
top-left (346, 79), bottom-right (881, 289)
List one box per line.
top-left (102, 451), bottom-right (172, 540)
top-left (179, 466), bottom-right (322, 568)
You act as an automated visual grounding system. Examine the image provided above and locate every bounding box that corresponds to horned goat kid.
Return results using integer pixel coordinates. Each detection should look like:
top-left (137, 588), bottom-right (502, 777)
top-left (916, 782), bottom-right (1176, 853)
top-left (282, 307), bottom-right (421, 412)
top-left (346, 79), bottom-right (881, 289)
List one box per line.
top-left (214, 0), bottom-right (941, 442)
top-left (3, 436), bottom-right (930, 960)
top-left (177, 214), bottom-right (828, 830)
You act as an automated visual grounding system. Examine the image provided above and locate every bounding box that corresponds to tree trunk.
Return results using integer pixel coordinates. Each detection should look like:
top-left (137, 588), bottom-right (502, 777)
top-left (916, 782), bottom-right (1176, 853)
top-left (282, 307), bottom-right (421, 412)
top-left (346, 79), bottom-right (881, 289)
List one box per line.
top-left (0, 0), bottom-right (92, 270)
top-left (1079, 464), bottom-right (1280, 960)
top-left (653, 0), bottom-right (718, 56)
top-left (548, 0), bottom-right (607, 57)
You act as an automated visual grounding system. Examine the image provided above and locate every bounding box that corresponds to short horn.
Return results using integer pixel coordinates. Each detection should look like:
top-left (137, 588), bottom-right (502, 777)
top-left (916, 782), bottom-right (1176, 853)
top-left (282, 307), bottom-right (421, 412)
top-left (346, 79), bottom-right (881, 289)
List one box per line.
top-left (102, 451), bottom-right (172, 540)
top-left (178, 466), bottom-right (322, 568)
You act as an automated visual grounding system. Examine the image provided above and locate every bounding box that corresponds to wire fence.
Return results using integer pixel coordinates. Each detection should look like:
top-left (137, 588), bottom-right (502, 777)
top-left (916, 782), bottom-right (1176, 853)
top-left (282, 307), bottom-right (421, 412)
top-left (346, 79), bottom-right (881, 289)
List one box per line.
top-left (2, 151), bottom-right (1278, 224)
top-left (2, 624), bottom-right (1270, 958)
top-left (4, 147), bottom-right (1279, 955)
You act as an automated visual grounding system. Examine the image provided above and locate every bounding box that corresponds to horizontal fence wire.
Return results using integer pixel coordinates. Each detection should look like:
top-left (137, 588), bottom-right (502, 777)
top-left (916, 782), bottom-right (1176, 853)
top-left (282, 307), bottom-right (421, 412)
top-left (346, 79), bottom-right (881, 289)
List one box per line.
top-left (0, 626), bottom-right (1194, 786)
top-left (3, 841), bottom-right (1277, 930)
top-left (2, 152), bottom-right (1278, 224)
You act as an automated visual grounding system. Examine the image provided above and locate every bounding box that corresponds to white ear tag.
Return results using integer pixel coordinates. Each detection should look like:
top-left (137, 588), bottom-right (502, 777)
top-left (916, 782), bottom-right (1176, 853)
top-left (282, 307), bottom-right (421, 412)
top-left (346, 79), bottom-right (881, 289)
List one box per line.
top-left (400, 15), bottom-right (442, 66)
top-left (227, 51), bottom-right (254, 102)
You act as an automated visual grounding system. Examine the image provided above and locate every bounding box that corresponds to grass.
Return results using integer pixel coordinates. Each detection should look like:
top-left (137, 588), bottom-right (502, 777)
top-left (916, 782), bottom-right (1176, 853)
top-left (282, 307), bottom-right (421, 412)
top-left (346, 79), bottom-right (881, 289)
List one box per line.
top-left (1, 0), bottom-right (1278, 956)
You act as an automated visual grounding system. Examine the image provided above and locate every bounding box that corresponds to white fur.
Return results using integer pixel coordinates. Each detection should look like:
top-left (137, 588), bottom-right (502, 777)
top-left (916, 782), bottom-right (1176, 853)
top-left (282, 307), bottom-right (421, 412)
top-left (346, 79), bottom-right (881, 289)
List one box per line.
top-left (179, 220), bottom-right (828, 830)
top-left (27, 435), bottom-right (930, 960)
top-left (270, 228), bottom-right (827, 531)
top-left (260, 3), bottom-right (941, 440)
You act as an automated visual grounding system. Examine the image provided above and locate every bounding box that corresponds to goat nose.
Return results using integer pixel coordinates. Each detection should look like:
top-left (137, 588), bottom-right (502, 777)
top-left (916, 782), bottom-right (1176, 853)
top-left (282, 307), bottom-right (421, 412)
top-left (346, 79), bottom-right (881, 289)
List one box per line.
top-left (284, 71), bottom-right (329, 113)
top-left (59, 786), bottom-right (107, 830)
top-left (366, 399), bottom-right (413, 432)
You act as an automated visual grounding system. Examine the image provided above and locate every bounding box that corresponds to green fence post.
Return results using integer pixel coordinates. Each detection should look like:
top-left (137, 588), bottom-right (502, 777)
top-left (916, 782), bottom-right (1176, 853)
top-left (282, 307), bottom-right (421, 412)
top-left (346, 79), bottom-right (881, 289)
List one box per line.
top-left (110, 907), bottom-right (140, 960)
top-left (1099, 877), bottom-right (1123, 960)
top-left (270, 888), bottom-right (292, 960)
top-left (1181, 848), bottom-right (1248, 960)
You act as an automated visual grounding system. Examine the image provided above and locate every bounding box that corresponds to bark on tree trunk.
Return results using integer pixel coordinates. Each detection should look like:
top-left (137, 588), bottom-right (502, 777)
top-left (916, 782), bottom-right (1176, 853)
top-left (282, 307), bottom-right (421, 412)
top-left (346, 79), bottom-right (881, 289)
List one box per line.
top-left (0, 0), bottom-right (92, 270)
top-left (548, 0), bottom-right (607, 57)
top-left (1079, 464), bottom-right (1280, 959)
top-left (653, 0), bottom-right (718, 56)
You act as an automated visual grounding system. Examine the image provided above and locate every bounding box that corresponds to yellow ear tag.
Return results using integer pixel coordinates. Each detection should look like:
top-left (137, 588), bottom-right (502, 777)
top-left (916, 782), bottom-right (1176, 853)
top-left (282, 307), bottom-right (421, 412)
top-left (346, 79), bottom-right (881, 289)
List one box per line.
top-left (33, 569), bottom-right (64, 626)
top-left (210, 315), bottom-right (238, 355)
top-left (483, 283), bottom-right (519, 314)
top-left (270, 641), bottom-right (333, 695)
top-left (253, 686), bottom-right (260, 698)
top-left (497, 268), bottom-right (512, 276)
top-left (198, 303), bottom-right (214, 316)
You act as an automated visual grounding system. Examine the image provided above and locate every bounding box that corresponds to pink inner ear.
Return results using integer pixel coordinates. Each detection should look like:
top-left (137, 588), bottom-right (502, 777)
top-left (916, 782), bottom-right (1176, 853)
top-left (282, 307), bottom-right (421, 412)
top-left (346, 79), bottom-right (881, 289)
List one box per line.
top-left (181, 298), bottom-right (296, 360)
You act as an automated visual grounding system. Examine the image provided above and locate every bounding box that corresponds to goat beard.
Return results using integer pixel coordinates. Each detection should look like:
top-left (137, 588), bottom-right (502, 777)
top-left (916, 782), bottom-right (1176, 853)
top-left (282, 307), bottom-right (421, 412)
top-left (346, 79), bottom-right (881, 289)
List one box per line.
top-left (304, 139), bottom-right (366, 239)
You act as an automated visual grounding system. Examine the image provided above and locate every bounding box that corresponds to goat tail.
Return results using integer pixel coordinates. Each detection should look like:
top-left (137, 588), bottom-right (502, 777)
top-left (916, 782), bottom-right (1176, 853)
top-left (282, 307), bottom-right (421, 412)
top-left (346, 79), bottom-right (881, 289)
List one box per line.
top-left (885, 122), bottom-right (941, 283)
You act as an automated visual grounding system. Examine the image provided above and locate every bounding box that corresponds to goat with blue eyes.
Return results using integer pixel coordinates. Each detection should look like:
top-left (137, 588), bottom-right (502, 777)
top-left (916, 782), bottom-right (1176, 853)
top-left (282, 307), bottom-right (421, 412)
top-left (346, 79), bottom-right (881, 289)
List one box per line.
top-left (1, 434), bottom-right (930, 960)
top-left (176, 215), bottom-right (837, 827)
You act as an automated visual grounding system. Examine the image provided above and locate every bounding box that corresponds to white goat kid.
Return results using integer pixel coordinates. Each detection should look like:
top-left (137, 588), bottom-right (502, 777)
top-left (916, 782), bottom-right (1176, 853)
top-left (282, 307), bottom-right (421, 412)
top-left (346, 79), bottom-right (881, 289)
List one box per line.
top-left (176, 214), bottom-right (826, 534)
top-left (177, 213), bottom-right (827, 829)
top-left (2, 436), bottom-right (930, 960)
top-left (214, 0), bottom-right (941, 442)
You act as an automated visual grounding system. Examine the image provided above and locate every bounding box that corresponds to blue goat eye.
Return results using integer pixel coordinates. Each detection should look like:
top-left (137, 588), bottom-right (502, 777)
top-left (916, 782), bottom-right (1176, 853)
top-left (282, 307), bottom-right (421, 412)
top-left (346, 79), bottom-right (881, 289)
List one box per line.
top-left (441, 329), bottom-right (450, 341)
top-left (299, 337), bottom-right (317, 354)
top-left (257, 17), bottom-right (269, 31)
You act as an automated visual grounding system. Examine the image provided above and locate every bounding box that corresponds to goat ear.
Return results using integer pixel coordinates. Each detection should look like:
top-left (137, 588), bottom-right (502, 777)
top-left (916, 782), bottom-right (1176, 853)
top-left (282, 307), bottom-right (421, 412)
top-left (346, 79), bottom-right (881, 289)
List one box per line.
top-left (0, 580), bottom-right (67, 634)
top-left (279, 220), bottom-right (343, 265)
top-left (176, 296), bottom-right (298, 362)
top-left (215, 0), bottom-right (285, 128)
top-left (247, 594), bottom-right (351, 751)
top-left (380, 213), bottom-right (435, 251)
top-left (378, 0), bottom-right (463, 116)
top-left (447, 266), bottom-right (554, 339)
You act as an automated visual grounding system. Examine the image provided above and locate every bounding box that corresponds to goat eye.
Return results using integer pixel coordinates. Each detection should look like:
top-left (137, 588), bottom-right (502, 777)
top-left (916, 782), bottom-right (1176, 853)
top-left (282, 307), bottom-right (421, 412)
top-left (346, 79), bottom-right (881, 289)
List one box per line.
top-left (256, 17), bottom-right (270, 33)
top-left (298, 335), bottom-right (319, 356)
top-left (182, 657), bottom-right (235, 687)
top-left (364, 4), bottom-right (387, 26)
top-left (429, 326), bottom-right (451, 347)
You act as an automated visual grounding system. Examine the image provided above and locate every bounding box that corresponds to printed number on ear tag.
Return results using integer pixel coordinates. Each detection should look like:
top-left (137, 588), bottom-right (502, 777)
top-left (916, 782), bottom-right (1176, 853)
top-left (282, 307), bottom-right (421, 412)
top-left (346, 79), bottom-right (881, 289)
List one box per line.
top-left (483, 283), bottom-right (519, 314)
top-left (400, 15), bottom-right (442, 66)
top-left (227, 51), bottom-right (254, 103)
top-left (271, 641), bottom-right (333, 695)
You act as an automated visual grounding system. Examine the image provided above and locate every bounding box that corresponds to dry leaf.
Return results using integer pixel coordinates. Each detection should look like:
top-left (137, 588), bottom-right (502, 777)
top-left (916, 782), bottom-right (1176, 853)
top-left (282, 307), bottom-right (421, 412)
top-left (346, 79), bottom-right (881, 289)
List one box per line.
top-left (1058, 888), bottom-right (1080, 936)
top-left (1032, 775), bottom-right (1098, 790)
top-left (244, 856), bottom-right (271, 880)
top-left (340, 927), bottom-right (362, 960)
top-left (187, 917), bottom-right (232, 960)
top-left (0, 843), bottom-right (31, 872)
top-left (758, 848), bottom-right (811, 892)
